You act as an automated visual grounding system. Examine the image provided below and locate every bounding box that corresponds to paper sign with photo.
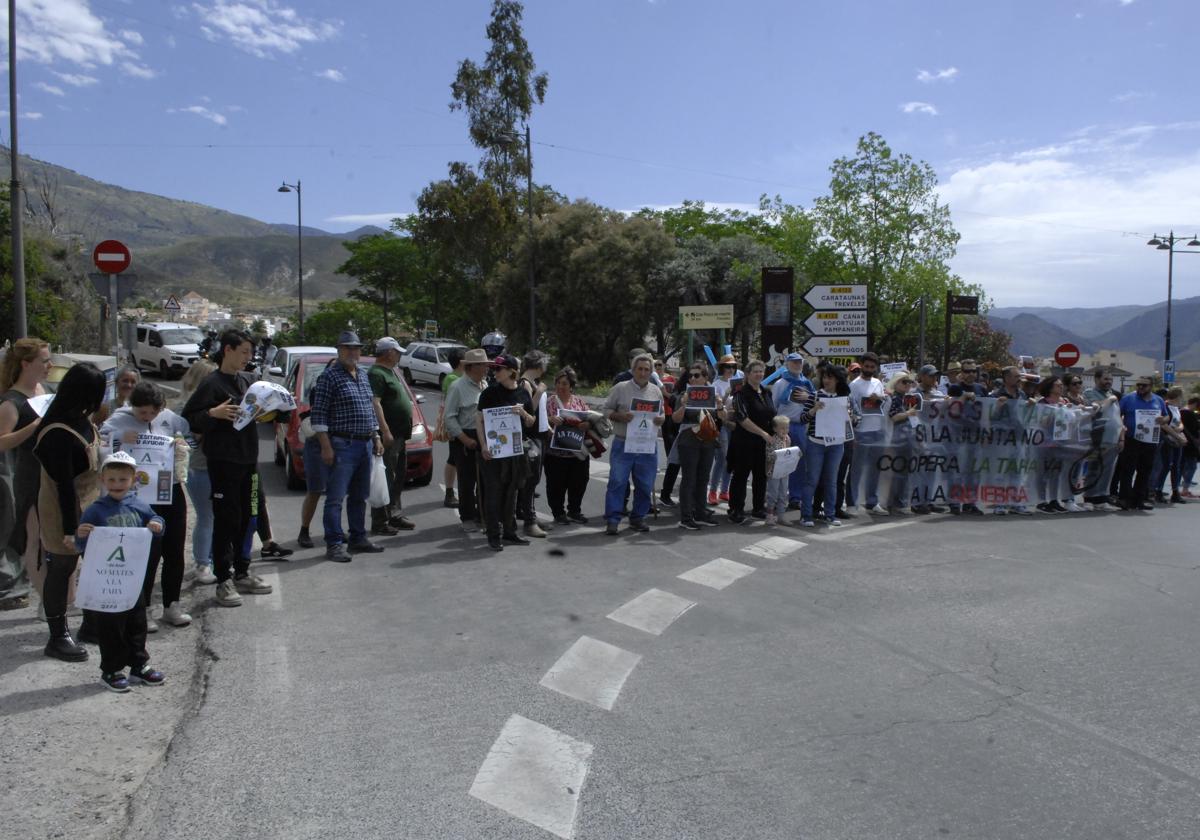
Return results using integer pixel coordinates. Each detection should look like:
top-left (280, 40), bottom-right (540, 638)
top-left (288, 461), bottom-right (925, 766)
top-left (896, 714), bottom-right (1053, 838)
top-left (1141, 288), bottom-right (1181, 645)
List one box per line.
top-left (1134, 409), bottom-right (1160, 444)
top-left (483, 406), bottom-right (524, 459)
top-left (112, 432), bottom-right (175, 504)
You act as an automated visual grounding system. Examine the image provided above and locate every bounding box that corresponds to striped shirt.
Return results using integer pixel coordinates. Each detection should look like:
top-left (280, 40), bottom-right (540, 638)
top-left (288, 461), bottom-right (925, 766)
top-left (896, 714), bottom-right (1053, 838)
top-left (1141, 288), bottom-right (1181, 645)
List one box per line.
top-left (310, 362), bottom-right (378, 436)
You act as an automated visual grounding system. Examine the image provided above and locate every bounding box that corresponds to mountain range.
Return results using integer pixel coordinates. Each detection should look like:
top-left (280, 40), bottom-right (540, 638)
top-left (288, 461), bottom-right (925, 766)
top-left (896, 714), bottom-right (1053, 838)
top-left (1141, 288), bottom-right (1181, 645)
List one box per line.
top-left (0, 148), bottom-right (389, 313)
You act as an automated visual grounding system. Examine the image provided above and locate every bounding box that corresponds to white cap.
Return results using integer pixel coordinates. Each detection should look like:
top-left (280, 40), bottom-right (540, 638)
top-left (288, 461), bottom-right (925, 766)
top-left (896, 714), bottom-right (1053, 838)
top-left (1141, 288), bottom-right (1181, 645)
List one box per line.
top-left (102, 451), bottom-right (137, 470)
top-left (376, 337), bottom-right (402, 353)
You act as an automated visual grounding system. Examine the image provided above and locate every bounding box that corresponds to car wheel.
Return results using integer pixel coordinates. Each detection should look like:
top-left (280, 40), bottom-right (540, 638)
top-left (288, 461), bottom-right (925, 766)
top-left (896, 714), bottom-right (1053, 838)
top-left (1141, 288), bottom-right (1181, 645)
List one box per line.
top-left (285, 443), bottom-right (305, 491)
top-left (159, 360), bottom-right (170, 378)
top-left (404, 366), bottom-right (415, 386)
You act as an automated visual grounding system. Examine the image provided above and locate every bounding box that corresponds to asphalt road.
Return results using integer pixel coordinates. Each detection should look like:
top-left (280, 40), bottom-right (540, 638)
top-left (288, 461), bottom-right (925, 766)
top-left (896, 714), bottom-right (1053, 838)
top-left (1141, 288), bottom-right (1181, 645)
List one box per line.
top-left (127, 383), bottom-right (1200, 840)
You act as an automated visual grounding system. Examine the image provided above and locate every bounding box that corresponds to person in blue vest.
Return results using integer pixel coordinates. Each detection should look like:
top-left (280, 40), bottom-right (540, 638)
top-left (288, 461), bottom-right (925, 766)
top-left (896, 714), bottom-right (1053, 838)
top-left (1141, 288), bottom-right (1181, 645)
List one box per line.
top-left (771, 353), bottom-right (814, 510)
top-left (1116, 376), bottom-right (1169, 511)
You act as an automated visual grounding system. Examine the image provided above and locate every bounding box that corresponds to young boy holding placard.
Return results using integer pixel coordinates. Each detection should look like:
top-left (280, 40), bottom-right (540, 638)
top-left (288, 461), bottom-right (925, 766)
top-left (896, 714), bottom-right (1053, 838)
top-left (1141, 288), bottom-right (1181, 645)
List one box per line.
top-left (73, 451), bottom-right (165, 693)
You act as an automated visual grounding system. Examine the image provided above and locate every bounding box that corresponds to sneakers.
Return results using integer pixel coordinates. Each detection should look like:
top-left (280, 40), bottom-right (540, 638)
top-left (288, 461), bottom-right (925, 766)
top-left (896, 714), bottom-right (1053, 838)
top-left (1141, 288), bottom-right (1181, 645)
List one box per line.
top-left (1064, 500), bottom-right (1085, 513)
top-left (349, 541), bottom-right (385, 554)
top-left (145, 619), bottom-right (160, 634)
top-left (567, 512), bottom-right (589, 525)
top-left (234, 573), bottom-right (273, 594)
top-left (696, 514), bottom-right (719, 527)
top-left (460, 521), bottom-right (478, 533)
top-left (193, 564), bottom-right (217, 585)
top-left (101, 671), bottom-right (130, 693)
top-left (718, 491), bottom-right (730, 502)
top-left (868, 504), bottom-right (890, 516)
top-left (129, 664), bottom-right (166, 686)
top-left (444, 489), bottom-right (459, 508)
top-left (160, 603), bottom-right (192, 627)
top-left (553, 513), bottom-right (571, 525)
top-left (800, 519), bottom-right (815, 527)
top-left (727, 512), bottom-right (747, 525)
top-left (827, 518), bottom-right (843, 527)
top-left (678, 518), bottom-right (701, 531)
top-left (524, 522), bottom-right (547, 538)
top-left (605, 522), bottom-right (619, 536)
top-left (628, 519), bottom-right (650, 533)
top-left (487, 537), bottom-right (504, 551)
top-left (261, 542), bottom-right (295, 559)
top-left (707, 490), bottom-right (718, 505)
top-left (326, 544), bottom-right (353, 563)
top-left (1010, 505), bottom-right (1033, 516)
top-left (658, 494), bottom-right (677, 508)
top-left (764, 513), bottom-right (778, 526)
top-left (214, 580), bottom-right (243, 607)
top-left (297, 529), bottom-right (314, 549)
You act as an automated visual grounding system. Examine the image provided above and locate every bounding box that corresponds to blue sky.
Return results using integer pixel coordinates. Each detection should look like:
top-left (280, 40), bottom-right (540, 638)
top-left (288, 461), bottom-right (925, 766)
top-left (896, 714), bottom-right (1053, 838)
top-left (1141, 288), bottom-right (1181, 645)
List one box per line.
top-left (2, 0), bottom-right (1197, 308)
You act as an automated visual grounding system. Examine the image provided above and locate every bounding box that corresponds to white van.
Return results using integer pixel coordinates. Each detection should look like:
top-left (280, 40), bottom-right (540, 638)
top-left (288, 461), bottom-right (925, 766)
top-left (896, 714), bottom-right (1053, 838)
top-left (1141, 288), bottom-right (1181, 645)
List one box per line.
top-left (133, 322), bottom-right (204, 378)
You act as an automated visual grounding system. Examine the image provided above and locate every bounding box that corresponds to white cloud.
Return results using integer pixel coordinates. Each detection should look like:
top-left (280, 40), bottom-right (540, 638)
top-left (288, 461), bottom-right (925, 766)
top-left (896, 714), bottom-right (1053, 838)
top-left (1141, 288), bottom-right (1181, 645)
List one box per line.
top-left (0, 111), bottom-right (45, 120)
top-left (168, 104), bottom-right (228, 126)
top-left (1119, 0), bottom-right (1135, 5)
top-left (917, 67), bottom-right (958, 83)
top-left (938, 123), bottom-right (1200, 306)
top-left (1112, 90), bottom-right (1150, 103)
top-left (52, 71), bottom-right (99, 87)
top-left (192, 0), bottom-right (341, 58)
top-left (325, 212), bottom-right (407, 227)
top-left (120, 30), bottom-right (144, 45)
top-left (901, 101), bottom-right (939, 116)
top-left (316, 68), bottom-right (344, 82)
top-left (33, 81), bottom-right (65, 96)
top-left (0, 1), bottom-right (140, 67)
top-left (120, 62), bottom-right (157, 79)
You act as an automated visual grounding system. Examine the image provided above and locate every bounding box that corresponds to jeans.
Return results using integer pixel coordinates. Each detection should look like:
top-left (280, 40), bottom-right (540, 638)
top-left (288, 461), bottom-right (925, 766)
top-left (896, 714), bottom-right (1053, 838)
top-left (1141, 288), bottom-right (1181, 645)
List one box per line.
top-left (207, 459), bottom-right (254, 583)
top-left (323, 437), bottom-right (372, 547)
top-left (848, 431), bottom-right (883, 508)
top-left (787, 421), bottom-right (808, 502)
top-left (604, 437), bottom-right (657, 524)
top-left (765, 476), bottom-right (789, 517)
top-left (677, 440), bottom-right (715, 522)
top-left (1151, 442), bottom-right (1182, 495)
top-left (185, 468), bottom-right (213, 567)
top-left (708, 426), bottom-right (732, 493)
top-left (803, 439), bottom-right (845, 521)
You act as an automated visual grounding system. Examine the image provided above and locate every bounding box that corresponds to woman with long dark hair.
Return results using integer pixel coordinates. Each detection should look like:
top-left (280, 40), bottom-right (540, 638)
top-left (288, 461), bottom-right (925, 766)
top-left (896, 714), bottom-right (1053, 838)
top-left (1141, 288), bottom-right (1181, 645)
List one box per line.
top-left (35, 362), bottom-right (106, 661)
top-left (0, 337), bottom-right (52, 609)
top-left (726, 360), bottom-right (775, 523)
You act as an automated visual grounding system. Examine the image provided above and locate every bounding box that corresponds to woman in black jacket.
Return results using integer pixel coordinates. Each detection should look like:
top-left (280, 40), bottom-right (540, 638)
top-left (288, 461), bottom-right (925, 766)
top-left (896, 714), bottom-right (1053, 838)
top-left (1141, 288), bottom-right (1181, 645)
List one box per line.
top-left (726, 360), bottom-right (775, 523)
top-left (35, 362), bottom-right (106, 661)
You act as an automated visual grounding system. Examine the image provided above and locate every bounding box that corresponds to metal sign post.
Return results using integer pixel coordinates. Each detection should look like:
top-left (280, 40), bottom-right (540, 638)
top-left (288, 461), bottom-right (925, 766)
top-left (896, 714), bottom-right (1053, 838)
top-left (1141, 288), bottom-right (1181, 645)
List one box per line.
top-left (91, 240), bottom-right (132, 362)
top-left (942, 293), bottom-right (979, 372)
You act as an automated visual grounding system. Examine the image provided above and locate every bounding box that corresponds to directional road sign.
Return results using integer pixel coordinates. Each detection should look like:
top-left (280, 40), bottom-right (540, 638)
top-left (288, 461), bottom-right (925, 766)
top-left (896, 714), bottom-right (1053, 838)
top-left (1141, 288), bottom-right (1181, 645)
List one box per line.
top-left (1164, 359), bottom-right (1176, 384)
top-left (803, 310), bottom-right (868, 336)
top-left (802, 336), bottom-right (868, 357)
top-left (802, 285), bottom-right (867, 311)
top-left (92, 239), bottom-right (131, 275)
top-left (679, 304), bottom-right (735, 330)
top-left (1054, 343), bottom-right (1080, 368)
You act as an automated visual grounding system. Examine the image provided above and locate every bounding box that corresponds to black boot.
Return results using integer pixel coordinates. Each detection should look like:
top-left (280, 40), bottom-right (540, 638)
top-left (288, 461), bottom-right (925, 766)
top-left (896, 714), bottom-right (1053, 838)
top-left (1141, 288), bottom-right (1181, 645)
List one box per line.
top-left (44, 615), bottom-right (88, 662)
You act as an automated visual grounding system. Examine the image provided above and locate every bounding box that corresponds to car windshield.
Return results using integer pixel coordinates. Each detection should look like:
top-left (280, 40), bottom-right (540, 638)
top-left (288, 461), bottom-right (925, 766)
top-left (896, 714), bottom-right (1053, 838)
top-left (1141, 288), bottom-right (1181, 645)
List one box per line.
top-left (158, 327), bottom-right (204, 345)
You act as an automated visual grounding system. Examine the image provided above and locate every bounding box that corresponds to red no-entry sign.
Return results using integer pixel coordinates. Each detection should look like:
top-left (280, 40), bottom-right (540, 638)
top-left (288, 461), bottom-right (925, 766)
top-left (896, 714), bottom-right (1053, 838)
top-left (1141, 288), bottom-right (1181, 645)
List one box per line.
top-left (92, 239), bottom-right (131, 274)
top-left (1054, 343), bottom-right (1080, 368)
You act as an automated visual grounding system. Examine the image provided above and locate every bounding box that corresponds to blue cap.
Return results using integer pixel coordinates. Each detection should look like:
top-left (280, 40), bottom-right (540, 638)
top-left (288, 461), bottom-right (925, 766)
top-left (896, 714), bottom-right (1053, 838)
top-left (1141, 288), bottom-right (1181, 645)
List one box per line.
top-left (785, 352), bottom-right (804, 362)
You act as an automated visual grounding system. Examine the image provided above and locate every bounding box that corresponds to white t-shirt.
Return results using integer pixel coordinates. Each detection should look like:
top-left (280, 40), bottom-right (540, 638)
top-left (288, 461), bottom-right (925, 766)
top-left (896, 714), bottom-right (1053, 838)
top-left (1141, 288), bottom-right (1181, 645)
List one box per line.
top-left (849, 375), bottom-right (885, 412)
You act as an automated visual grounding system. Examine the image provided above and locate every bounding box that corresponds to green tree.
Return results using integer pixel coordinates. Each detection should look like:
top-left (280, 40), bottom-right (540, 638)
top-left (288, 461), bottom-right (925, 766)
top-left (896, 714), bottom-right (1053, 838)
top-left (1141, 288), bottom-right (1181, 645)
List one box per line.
top-left (450, 0), bottom-right (548, 198)
top-left (338, 234), bottom-right (427, 337)
top-left (493, 201), bottom-right (673, 381)
top-left (288, 299), bottom-right (384, 347)
top-left (812, 132), bottom-right (977, 361)
top-left (0, 187), bottom-right (82, 345)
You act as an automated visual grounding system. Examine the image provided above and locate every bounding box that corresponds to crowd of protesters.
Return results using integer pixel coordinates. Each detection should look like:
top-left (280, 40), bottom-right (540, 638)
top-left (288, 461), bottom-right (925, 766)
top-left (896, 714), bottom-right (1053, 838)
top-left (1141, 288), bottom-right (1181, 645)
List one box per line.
top-left (2, 327), bottom-right (1196, 693)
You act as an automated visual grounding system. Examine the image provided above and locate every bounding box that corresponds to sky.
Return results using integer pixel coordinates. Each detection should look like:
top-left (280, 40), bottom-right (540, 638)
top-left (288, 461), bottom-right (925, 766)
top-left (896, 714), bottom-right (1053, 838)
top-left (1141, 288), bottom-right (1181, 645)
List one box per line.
top-left (1, 0), bottom-right (1197, 309)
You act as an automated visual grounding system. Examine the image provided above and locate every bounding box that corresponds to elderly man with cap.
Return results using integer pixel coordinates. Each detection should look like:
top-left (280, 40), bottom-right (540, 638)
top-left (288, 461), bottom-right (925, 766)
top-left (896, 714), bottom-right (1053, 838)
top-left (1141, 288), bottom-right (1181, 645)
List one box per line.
top-left (443, 348), bottom-right (490, 531)
top-left (772, 352), bottom-right (814, 509)
top-left (310, 331), bottom-right (387, 563)
top-left (369, 337), bottom-right (415, 537)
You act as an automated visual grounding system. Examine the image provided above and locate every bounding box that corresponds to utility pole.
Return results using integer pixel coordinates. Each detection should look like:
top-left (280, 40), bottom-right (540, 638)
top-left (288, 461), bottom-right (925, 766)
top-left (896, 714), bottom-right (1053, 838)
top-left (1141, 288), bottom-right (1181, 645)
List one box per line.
top-left (525, 124), bottom-right (536, 350)
top-left (8, 0), bottom-right (27, 338)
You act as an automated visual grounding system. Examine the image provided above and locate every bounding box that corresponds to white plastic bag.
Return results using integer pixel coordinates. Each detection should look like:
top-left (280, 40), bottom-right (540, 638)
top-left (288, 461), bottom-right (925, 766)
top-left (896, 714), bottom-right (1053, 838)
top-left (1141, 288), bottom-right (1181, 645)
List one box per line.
top-left (368, 455), bottom-right (390, 508)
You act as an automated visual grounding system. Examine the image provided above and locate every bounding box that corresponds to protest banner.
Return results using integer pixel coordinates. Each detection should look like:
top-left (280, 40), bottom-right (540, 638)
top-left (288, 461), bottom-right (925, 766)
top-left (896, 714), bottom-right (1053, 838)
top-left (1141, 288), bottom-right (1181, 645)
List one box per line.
top-left (685, 385), bottom-right (716, 410)
top-left (625, 398), bottom-right (661, 455)
top-left (75, 526), bottom-right (153, 613)
top-left (814, 397), bottom-right (850, 442)
top-left (483, 407), bottom-right (524, 459)
top-left (112, 432), bottom-right (175, 504)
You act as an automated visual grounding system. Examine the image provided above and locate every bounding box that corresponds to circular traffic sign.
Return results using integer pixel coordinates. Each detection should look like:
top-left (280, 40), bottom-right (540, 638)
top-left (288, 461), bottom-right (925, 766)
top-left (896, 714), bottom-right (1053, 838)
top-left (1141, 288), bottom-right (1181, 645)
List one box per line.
top-left (1054, 343), bottom-right (1080, 368)
top-left (92, 239), bottom-right (131, 274)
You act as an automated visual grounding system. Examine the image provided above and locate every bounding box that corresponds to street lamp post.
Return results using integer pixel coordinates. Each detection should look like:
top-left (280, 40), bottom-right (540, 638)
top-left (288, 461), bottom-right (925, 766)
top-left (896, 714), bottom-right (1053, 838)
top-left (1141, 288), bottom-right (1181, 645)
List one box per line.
top-left (277, 180), bottom-right (304, 341)
top-left (525, 124), bottom-right (536, 350)
top-left (1147, 232), bottom-right (1200, 364)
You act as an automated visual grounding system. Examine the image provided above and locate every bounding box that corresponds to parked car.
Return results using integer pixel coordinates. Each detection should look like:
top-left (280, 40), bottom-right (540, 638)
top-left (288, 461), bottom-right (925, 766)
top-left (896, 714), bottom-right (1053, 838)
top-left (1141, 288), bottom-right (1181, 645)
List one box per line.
top-left (397, 340), bottom-right (467, 388)
top-left (275, 355), bottom-right (433, 491)
top-left (263, 345), bottom-right (337, 387)
top-left (132, 322), bottom-right (204, 378)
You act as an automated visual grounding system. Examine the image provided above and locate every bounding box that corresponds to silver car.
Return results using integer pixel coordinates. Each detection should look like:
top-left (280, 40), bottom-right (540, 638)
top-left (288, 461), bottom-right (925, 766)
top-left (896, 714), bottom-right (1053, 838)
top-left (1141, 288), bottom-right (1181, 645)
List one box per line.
top-left (399, 341), bottom-right (467, 388)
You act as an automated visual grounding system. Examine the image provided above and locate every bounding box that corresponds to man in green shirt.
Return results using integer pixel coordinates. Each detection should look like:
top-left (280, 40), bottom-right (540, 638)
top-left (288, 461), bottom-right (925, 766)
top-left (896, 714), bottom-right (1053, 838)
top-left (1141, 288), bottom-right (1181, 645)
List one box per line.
top-left (369, 338), bottom-right (415, 536)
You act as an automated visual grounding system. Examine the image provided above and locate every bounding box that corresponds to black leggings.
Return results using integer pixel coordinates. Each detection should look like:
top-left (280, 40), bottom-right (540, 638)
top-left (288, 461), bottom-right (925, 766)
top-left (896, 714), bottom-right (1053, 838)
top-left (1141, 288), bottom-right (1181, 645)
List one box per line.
top-left (43, 551), bottom-right (79, 619)
top-left (543, 454), bottom-right (589, 517)
top-left (146, 487), bottom-right (187, 609)
top-left (208, 460), bottom-right (254, 583)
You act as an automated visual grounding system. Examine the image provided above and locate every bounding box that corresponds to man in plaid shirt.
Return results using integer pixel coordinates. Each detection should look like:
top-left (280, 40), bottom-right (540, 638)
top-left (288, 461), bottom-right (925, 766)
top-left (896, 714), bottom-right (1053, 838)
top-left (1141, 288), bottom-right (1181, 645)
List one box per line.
top-left (311, 331), bottom-right (387, 562)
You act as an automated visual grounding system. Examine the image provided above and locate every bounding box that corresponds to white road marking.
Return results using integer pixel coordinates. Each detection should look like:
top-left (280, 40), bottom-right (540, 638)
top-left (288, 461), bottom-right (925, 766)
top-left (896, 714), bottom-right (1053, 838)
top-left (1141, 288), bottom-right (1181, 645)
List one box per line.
top-left (469, 715), bottom-right (593, 839)
top-left (255, 570), bottom-right (282, 611)
top-left (677, 557), bottom-right (756, 590)
top-left (539, 636), bottom-right (642, 711)
top-left (587, 461), bottom-right (610, 483)
top-left (253, 634), bottom-right (292, 700)
top-left (804, 518), bottom-right (920, 541)
top-left (607, 588), bottom-right (697, 635)
top-left (740, 535), bottom-right (807, 560)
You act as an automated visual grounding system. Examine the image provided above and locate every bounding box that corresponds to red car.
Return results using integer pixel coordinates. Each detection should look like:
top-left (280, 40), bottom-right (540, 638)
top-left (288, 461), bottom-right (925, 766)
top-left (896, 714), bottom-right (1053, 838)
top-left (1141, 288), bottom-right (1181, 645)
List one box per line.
top-left (274, 355), bottom-right (434, 491)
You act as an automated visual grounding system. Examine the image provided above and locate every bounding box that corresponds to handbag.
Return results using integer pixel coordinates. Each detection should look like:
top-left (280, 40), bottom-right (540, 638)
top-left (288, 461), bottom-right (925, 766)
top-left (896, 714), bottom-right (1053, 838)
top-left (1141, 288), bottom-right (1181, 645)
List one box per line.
top-left (696, 410), bottom-right (719, 443)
